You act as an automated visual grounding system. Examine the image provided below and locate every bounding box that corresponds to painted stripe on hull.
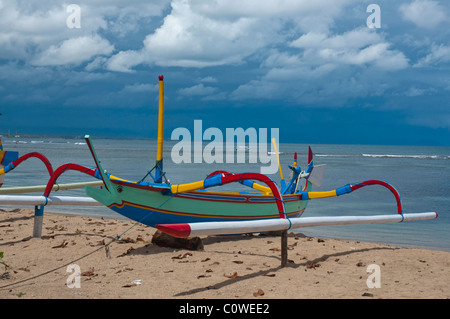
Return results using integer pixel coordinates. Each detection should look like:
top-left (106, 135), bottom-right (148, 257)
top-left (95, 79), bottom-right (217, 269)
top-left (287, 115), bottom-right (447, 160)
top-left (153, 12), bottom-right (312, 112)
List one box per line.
top-left (174, 192), bottom-right (301, 203)
top-left (175, 192), bottom-right (247, 202)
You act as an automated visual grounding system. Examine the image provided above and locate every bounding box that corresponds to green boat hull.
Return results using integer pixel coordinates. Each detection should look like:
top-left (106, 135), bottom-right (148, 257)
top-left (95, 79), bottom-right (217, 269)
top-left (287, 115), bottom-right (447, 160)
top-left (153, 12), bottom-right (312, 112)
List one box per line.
top-left (86, 179), bottom-right (311, 227)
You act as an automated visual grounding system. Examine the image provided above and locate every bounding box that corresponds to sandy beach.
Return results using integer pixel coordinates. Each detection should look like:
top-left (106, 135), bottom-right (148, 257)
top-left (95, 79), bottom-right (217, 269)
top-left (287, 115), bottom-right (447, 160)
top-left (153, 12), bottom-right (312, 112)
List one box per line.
top-left (1, 208), bottom-right (449, 300)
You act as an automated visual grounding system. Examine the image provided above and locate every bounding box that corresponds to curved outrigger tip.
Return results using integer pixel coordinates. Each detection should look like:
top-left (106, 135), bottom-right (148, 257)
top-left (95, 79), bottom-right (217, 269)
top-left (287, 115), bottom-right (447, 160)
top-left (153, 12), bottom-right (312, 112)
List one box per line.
top-left (83, 135), bottom-right (119, 207)
top-left (308, 146), bottom-right (313, 165)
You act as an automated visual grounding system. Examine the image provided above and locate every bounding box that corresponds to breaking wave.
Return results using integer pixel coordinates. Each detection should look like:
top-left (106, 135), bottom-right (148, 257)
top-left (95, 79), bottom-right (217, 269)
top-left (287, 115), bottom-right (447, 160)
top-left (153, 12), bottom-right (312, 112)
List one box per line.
top-left (362, 153), bottom-right (444, 160)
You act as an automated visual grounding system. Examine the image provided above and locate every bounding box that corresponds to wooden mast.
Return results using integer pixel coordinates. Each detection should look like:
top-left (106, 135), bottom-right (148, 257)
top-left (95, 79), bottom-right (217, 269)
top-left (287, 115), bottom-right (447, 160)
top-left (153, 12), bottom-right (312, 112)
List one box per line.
top-left (155, 74), bottom-right (165, 183)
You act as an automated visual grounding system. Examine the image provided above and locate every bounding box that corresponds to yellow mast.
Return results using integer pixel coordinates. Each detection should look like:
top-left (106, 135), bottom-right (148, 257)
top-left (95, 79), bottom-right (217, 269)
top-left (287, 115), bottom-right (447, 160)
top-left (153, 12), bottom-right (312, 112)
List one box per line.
top-left (155, 75), bottom-right (165, 183)
top-left (157, 75), bottom-right (164, 162)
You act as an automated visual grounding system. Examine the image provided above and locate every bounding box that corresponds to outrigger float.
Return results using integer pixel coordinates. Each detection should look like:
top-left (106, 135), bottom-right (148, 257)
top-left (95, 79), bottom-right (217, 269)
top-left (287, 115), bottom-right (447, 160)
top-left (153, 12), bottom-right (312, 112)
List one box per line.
top-left (0, 75), bottom-right (437, 265)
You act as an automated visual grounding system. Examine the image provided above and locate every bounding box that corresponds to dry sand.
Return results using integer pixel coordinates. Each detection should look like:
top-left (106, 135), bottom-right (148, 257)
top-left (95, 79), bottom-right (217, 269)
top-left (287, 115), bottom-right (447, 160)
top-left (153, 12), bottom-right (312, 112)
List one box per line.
top-left (1, 208), bottom-right (449, 300)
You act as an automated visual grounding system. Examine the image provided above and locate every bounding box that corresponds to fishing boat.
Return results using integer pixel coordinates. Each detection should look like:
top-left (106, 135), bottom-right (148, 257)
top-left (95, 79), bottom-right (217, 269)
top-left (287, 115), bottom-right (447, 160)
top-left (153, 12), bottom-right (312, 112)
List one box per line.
top-left (0, 75), bottom-right (437, 242)
top-left (64, 75), bottom-right (318, 228)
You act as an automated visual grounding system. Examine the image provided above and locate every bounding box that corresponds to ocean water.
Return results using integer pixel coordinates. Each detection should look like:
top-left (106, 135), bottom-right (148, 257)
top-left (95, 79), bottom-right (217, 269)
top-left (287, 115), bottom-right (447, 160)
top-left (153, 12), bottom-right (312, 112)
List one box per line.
top-left (1, 136), bottom-right (448, 251)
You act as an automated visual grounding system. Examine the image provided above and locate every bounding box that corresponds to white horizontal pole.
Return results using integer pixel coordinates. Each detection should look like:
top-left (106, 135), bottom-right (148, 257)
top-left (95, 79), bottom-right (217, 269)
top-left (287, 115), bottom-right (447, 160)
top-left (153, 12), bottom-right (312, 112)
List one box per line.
top-left (0, 195), bottom-right (102, 206)
top-left (0, 181), bottom-right (103, 195)
top-left (156, 212), bottom-right (438, 238)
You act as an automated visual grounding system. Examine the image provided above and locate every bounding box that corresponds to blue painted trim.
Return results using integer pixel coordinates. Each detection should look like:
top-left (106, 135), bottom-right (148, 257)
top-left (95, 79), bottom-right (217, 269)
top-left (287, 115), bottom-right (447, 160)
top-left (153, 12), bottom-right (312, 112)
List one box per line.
top-left (154, 159), bottom-right (164, 183)
top-left (1, 151), bottom-right (19, 165)
top-left (299, 191), bottom-right (309, 200)
top-left (34, 205), bottom-right (44, 217)
top-left (336, 184), bottom-right (352, 196)
top-left (238, 179), bottom-right (254, 189)
top-left (204, 173), bottom-right (223, 188)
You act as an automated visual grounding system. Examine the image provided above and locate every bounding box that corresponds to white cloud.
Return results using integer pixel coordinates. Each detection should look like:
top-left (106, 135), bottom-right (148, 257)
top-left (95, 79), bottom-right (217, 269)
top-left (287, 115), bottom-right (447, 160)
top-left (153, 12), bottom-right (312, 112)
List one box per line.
top-left (106, 50), bottom-right (144, 73)
top-left (0, 1), bottom-right (66, 59)
top-left (190, 0), bottom-right (356, 32)
top-left (0, 1), bottom-right (110, 59)
top-left (177, 84), bottom-right (218, 96)
top-left (140, 0), bottom-right (274, 68)
top-left (85, 56), bottom-right (109, 71)
top-left (399, 0), bottom-right (447, 29)
top-left (232, 26), bottom-right (409, 103)
top-left (121, 83), bottom-right (158, 93)
top-left (200, 76), bottom-right (218, 83)
top-left (414, 44), bottom-right (450, 67)
top-left (291, 28), bottom-right (409, 70)
top-left (31, 35), bottom-right (114, 66)
top-left (320, 42), bottom-right (408, 70)
top-left (105, 0), bottom-right (358, 72)
top-left (101, 1), bottom-right (171, 37)
top-left (291, 29), bottom-right (381, 50)
top-left (403, 86), bottom-right (436, 96)
top-left (0, 0), bottom-right (169, 65)
top-left (231, 27), bottom-right (410, 104)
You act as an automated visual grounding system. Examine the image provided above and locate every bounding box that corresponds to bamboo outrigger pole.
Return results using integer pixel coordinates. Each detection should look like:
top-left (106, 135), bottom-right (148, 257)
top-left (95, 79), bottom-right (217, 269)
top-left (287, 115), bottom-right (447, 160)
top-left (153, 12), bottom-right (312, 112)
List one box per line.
top-left (0, 181), bottom-right (103, 195)
top-left (155, 75), bottom-right (165, 183)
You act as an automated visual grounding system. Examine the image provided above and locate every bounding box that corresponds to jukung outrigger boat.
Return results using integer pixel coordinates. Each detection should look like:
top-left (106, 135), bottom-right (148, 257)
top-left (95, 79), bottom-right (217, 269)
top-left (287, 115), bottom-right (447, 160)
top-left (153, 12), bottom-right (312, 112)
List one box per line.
top-left (0, 75), bottom-right (437, 244)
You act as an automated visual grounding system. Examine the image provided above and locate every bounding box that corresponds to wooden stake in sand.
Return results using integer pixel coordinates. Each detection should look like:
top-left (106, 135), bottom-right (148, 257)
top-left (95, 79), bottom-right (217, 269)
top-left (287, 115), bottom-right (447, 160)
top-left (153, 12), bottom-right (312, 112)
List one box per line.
top-left (33, 205), bottom-right (44, 238)
top-left (281, 230), bottom-right (288, 267)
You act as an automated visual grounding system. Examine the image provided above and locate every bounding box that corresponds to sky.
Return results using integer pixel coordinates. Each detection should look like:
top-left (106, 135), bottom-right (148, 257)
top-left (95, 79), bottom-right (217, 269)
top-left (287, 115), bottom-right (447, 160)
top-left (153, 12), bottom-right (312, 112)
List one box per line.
top-left (0, 0), bottom-right (450, 146)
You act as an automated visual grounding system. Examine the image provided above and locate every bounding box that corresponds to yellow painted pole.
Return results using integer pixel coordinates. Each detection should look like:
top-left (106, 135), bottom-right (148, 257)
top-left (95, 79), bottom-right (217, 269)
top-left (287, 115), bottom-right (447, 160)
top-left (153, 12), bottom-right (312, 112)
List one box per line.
top-left (156, 75), bottom-right (165, 162)
top-left (271, 138), bottom-right (284, 181)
